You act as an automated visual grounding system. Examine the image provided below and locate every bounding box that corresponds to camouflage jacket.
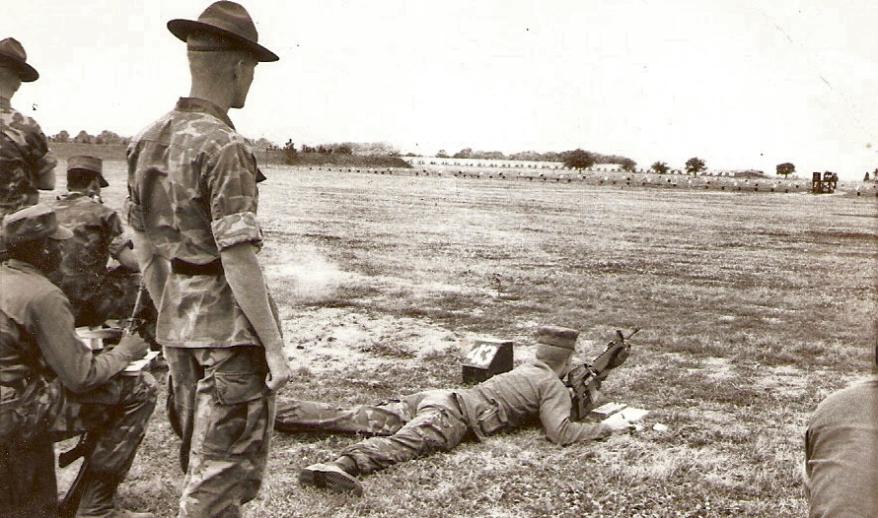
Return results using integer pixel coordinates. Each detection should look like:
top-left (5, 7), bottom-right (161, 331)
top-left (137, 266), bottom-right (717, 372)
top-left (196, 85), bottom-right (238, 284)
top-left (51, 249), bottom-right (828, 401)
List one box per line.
top-left (48, 191), bottom-right (131, 296)
top-left (454, 361), bottom-right (611, 445)
top-left (126, 97), bottom-right (265, 348)
top-left (0, 97), bottom-right (57, 219)
top-left (0, 260), bottom-right (136, 393)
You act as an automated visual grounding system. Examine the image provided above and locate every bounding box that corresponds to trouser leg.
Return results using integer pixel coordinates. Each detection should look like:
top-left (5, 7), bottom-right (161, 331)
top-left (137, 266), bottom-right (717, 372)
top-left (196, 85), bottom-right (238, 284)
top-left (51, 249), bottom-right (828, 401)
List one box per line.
top-left (275, 394), bottom-right (422, 435)
top-left (341, 390), bottom-right (469, 475)
top-left (167, 346), bottom-right (274, 518)
top-left (44, 373), bottom-right (158, 516)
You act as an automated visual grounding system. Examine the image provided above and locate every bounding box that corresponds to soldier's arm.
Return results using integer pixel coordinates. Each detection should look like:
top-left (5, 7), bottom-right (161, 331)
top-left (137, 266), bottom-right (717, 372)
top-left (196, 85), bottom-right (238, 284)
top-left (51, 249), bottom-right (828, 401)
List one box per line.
top-left (105, 210), bottom-right (139, 271)
top-left (207, 141), bottom-right (290, 391)
top-left (220, 242), bottom-right (291, 391)
top-left (538, 379), bottom-right (614, 445)
top-left (131, 230), bottom-right (167, 304)
top-left (30, 286), bottom-right (145, 393)
top-left (24, 119), bottom-right (56, 190)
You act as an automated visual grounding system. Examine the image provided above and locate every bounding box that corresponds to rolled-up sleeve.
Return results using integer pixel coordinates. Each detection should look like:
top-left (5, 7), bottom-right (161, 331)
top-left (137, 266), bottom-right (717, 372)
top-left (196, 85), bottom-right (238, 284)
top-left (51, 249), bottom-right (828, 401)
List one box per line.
top-left (206, 141), bottom-right (263, 250)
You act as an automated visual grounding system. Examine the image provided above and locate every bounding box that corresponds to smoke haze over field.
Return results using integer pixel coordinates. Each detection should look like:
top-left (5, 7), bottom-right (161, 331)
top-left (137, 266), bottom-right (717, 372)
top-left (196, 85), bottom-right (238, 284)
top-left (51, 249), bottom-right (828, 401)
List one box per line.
top-left (3, 0), bottom-right (876, 179)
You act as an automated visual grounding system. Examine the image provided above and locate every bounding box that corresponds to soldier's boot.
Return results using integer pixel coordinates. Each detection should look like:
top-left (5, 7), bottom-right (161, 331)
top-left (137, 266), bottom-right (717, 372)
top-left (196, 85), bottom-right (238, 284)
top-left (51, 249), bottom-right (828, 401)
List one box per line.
top-left (299, 457), bottom-right (364, 497)
top-left (74, 475), bottom-right (154, 518)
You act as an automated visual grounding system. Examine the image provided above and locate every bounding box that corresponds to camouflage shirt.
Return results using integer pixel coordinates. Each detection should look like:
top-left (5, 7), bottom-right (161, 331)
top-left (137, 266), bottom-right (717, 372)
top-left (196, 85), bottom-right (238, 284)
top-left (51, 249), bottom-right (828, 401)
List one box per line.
top-left (455, 361), bottom-right (611, 445)
top-left (0, 259), bottom-right (136, 393)
top-left (49, 191), bottom-right (131, 297)
top-left (0, 96), bottom-right (57, 219)
top-left (127, 97), bottom-right (265, 348)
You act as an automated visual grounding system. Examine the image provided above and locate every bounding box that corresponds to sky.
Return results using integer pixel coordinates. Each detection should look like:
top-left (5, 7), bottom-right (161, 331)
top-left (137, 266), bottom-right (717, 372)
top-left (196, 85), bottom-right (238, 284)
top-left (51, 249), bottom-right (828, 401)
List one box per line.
top-left (3, 0), bottom-right (876, 179)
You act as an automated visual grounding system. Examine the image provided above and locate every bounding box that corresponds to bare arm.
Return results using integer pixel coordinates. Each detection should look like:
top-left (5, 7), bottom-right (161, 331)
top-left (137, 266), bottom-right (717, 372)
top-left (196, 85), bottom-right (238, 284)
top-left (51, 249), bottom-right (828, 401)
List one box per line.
top-left (220, 242), bottom-right (291, 391)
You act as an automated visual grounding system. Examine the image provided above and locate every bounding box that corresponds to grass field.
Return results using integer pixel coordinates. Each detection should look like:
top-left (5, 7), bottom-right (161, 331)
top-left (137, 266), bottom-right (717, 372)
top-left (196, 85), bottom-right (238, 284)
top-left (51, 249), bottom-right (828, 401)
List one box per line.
top-left (53, 160), bottom-right (877, 517)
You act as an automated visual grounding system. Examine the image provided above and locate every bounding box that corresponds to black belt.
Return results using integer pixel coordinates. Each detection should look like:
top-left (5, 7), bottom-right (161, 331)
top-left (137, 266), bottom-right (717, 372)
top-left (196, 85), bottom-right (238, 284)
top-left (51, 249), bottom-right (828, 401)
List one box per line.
top-left (171, 258), bottom-right (224, 276)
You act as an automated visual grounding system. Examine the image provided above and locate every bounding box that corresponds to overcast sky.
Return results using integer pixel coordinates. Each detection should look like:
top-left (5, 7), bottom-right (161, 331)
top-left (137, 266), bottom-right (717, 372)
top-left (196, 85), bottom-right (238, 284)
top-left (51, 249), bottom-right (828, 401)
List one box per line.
top-left (3, 0), bottom-right (876, 179)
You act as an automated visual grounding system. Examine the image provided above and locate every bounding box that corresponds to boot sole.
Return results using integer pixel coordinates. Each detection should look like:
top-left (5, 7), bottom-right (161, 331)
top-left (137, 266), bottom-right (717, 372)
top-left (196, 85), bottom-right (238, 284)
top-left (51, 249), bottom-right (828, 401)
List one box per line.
top-left (299, 465), bottom-right (364, 497)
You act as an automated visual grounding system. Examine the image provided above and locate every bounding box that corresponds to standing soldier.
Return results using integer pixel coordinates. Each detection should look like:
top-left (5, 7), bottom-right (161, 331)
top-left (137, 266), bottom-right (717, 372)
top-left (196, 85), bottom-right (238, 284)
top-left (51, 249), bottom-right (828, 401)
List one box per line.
top-left (51, 155), bottom-right (144, 327)
top-left (127, 2), bottom-right (291, 516)
top-left (0, 204), bottom-right (156, 518)
top-left (0, 37), bottom-right (56, 221)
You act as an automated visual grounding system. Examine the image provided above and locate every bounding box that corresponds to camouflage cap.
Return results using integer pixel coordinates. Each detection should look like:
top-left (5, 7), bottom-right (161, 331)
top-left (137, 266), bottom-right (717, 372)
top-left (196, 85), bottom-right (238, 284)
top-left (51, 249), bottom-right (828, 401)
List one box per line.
top-left (0, 37), bottom-right (39, 82)
top-left (67, 154), bottom-right (109, 187)
top-left (2, 204), bottom-right (73, 246)
top-left (535, 325), bottom-right (579, 350)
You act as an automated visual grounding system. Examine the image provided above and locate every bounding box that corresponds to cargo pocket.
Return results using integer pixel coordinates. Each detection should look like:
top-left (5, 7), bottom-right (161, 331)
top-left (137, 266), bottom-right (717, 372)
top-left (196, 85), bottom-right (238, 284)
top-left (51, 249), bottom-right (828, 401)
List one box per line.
top-left (476, 400), bottom-right (508, 436)
top-left (203, 372), bottom-right (268, 456)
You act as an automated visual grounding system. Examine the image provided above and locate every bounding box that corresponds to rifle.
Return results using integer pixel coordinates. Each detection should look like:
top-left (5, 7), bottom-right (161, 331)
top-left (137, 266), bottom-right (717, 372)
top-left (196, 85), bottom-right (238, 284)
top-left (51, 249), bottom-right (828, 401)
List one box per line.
top-left (566, 328), bottom-right (639, 421)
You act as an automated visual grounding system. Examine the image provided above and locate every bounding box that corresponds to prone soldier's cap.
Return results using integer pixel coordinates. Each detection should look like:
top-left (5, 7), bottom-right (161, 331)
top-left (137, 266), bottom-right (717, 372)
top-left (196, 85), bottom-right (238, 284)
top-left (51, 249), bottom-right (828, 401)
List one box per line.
top-left (167, 1), bottom-right (279, 62)
top-left (535, 325), bottom-right (579, 350)
top-left (67, 155), bottom-right (109, 188)
top-left (2, 204), bottom-right (73, 247)
top-left (0, 37), bottom-right (39, 82)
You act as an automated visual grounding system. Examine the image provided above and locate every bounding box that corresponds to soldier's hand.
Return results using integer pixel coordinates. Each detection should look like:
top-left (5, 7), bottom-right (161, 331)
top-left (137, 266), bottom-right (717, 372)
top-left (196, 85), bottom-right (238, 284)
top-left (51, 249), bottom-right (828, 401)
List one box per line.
top-left (601, 413), bottom-right (636, 435)
top-left (265, 351), bottom-right (292, 392)
top-left (116, 332), bottom-right (149, 360)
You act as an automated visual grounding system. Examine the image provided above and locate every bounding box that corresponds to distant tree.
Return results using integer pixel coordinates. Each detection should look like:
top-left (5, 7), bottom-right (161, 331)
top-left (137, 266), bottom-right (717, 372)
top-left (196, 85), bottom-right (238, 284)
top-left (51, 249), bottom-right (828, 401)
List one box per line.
top-left (334, 144), bottom-right (353, 155)
top-left (866, 171), bottom-right (871, 182)
top-left (436, 149), bottom-right (449, 158)
top-left (650, 161), bottom-right (669, 175)
top-left (283, 139), bottom-right (297, 164)
top-left (776, 162), bottom-right (796, 178)
top-left (562, 149), bottom-right (596, 170)
top-left (51, 130), bottom-right (69, 143)
top-left (620, 158), bottom-right (637, 172)
top-left (452, 147), bottom-right (473, 159)
top-left (73, 130), bottom-right (93, 144)
top-left (685, 157), bottom-right (706, 175)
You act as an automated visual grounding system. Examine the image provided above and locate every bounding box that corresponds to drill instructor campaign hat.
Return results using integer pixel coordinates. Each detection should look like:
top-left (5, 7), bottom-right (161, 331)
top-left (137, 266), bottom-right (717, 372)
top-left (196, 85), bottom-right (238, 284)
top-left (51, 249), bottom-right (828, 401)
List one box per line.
top-left (0, 37), bottom-right (39, 82)
top-left (2, 204), bottom-right (73, 247)
top-left (67, 155), bottom-right (109, 188)
top-left (167, 1), bottom-right (279, 62)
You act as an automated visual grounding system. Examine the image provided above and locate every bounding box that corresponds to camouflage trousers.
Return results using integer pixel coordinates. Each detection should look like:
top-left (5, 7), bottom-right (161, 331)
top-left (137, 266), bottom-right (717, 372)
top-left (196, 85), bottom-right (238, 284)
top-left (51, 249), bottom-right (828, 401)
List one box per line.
top-left (0, 373), bottom-right (157, 516)
top-left (164, 346), bottom-right (275, 518)
top-left (276, 390), bottom-right (470, 475)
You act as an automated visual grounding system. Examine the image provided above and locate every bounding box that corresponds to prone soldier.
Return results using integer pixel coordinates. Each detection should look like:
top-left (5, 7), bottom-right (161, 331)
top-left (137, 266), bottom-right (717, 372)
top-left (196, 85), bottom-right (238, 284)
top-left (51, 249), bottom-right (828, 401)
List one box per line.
top-left (0, 37), bottom-right (57, 224)
top-left (278, 326), bottom-right (636, 496)
top-left (0, 205), bottom-right (156, 518)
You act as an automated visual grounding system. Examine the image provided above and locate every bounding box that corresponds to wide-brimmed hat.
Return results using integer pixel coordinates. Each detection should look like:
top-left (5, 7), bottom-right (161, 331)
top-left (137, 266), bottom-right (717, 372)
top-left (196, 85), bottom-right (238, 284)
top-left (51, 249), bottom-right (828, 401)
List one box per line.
top-left (67, 155), bottom-right (109, 188)
top-left (167, 1), bottom-right (279, 62)
top-left (2, 204), bottom-right (72, 247)
top-left (0, 37), bottom-right (39, 82)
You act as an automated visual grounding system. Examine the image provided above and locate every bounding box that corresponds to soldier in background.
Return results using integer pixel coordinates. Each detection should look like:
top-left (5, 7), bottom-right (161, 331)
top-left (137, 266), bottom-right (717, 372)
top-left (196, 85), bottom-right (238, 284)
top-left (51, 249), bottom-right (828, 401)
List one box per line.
top-left (0, 204), bottom-right (156, 518)
top-left (50, 155), bottom-right (147, 327)
top-left (0, 37), bottom-right (56, 221)
top-left (283, 326), bottom-right (636, 496)
top-left (127, 2), bottom-right (290, 516)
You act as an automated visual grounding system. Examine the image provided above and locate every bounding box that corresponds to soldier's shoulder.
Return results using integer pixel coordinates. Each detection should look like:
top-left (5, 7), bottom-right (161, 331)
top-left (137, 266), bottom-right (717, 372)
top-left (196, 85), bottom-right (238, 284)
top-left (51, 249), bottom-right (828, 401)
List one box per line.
top-left (1, 105), bottom-right (44, 133)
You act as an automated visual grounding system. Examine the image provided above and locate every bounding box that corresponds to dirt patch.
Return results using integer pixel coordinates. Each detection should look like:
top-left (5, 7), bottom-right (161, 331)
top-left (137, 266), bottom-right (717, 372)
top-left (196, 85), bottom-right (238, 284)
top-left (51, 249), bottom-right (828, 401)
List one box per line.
top-left (280, 307), bottom-right (461, 375)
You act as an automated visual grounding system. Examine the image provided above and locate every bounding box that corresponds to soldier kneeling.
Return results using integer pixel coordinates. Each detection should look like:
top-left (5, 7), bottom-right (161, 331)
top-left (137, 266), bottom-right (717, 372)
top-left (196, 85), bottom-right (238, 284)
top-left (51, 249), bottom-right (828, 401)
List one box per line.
top-left (0, 205), bottom-right (157, 518)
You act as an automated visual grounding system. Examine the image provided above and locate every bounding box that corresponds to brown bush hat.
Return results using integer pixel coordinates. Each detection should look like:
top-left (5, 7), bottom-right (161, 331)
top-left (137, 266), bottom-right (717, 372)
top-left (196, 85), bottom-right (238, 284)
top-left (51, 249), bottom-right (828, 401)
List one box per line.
top-left (167, 1), bottom-right (279, 62)
top-left (2, 204), bottom-right (72, 247)
top-left (0, 37), bottom-right (39, 82)
top-left (67, 155), bottom-right (109, 188)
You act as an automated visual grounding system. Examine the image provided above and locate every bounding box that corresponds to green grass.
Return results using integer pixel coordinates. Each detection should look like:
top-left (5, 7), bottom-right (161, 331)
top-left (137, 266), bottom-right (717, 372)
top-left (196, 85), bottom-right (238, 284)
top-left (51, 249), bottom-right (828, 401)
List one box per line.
top-left (51, 162), bottom-right (876, 517)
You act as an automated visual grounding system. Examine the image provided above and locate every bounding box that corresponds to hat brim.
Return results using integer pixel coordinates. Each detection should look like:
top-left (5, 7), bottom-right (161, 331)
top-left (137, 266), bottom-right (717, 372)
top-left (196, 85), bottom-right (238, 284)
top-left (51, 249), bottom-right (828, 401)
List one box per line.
top-left (0, 53), bottom-right (38, 82)
top-left (167, 19), bottom-right (279, 62)
top-left (50, 225), bottom-right (73, 241)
